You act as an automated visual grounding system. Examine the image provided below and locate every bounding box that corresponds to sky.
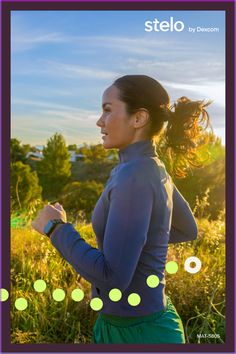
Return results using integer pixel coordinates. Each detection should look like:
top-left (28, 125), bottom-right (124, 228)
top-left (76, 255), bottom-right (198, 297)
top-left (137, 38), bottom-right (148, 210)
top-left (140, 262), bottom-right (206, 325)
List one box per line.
top-left (11, 10), bottom-right (225, 146)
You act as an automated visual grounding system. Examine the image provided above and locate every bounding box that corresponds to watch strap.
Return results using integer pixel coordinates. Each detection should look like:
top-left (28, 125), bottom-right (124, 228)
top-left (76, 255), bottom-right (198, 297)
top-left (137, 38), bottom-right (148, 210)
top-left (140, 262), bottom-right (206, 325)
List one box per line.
top-left (44, 219), bottom-right (66, 237)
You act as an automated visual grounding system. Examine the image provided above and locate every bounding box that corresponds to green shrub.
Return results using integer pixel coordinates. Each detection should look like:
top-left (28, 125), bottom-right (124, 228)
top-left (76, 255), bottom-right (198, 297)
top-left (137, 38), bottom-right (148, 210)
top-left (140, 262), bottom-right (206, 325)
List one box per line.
top-left (59, 181), bottom-right (104, 222)
top-left (10, 161), bottom-right (42, 212)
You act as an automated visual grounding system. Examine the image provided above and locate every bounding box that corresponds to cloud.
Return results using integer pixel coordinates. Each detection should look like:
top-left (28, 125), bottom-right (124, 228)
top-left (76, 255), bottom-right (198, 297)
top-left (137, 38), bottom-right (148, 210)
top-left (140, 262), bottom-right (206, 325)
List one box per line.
top-left (11, 98), bottom-right (101, 130)
top-left (121, 58), bottom-right (225, 85)
top-left (11, 24), bottom-right (196, 57)
top-left (11, 26), bottom-right (175, 55)
top-left (11, 114), bottom-right (101, 146)
top-left (71, 35), bottom-right (177, 56)
top-left (12, 98), bottom-right (98, 114)
top-left (162, 81), bottom-right (225, 106)
top-left (43, 61), bottom-right (120, 80)
top-left (11, 31), bottom-right (67, 52)
top-left (12, 59), bottom-right (120, 81)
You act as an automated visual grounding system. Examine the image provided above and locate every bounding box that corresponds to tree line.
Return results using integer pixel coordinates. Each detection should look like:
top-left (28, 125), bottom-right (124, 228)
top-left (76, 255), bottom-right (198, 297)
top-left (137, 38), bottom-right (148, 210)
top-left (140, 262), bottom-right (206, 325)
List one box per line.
top-left (10, 132), bottom-right (225, 222)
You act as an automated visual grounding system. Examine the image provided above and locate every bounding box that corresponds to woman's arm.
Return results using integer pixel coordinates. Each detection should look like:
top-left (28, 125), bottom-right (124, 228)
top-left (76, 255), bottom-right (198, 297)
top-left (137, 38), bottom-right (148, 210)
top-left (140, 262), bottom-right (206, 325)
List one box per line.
top-left (50, 171), bottom-right (153, 292)
top-left (168, 184), bottom-right (198, 243)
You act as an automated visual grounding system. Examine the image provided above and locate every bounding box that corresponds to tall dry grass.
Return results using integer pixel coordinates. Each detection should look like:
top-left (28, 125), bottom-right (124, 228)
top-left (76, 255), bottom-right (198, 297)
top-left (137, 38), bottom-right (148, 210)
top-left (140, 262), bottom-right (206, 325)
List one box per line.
top-left (10, 210), bottom-right (225, 343)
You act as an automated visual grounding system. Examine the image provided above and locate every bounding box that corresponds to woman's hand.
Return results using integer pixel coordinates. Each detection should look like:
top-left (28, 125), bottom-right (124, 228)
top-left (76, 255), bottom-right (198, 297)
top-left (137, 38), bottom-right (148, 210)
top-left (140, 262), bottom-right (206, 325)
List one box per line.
top-left (32, 203), bottom-right (67, 235)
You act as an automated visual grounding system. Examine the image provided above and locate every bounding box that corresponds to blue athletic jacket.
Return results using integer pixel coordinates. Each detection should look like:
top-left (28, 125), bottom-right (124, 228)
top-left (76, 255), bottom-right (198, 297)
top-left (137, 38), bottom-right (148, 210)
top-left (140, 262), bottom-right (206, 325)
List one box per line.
top-left (50, 140), bottom-right (198, 316)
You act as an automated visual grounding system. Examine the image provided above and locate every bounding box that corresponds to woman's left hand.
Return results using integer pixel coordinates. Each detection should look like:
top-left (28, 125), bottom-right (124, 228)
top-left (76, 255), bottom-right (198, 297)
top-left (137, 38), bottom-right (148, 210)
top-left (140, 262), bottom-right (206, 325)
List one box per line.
top-left (32, 203), bottom-right (67, 235)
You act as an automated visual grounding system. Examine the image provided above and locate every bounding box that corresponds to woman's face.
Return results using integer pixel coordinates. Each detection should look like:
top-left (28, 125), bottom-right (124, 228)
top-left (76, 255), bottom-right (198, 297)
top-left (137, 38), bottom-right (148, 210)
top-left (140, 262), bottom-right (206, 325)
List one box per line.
top-left (96, 85), bottom-right (136, 149)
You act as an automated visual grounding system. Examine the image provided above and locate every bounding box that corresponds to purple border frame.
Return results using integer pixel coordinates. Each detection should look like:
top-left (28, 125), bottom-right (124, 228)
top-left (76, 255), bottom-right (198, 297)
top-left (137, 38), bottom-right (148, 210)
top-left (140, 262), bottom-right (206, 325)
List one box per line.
top-left (0, 0), bottom-right (235, 353)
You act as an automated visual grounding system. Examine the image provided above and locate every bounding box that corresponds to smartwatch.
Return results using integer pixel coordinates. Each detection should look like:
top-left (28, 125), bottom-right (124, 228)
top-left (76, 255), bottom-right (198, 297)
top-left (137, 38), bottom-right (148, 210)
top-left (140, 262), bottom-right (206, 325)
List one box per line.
top-left (44, 219), bottom-right (66, 237)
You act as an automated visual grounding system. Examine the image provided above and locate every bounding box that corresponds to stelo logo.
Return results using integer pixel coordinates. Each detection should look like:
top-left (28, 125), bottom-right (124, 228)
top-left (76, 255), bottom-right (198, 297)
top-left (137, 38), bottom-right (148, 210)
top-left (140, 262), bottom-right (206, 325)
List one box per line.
top-left (145, 17), bottom-right (185, 32)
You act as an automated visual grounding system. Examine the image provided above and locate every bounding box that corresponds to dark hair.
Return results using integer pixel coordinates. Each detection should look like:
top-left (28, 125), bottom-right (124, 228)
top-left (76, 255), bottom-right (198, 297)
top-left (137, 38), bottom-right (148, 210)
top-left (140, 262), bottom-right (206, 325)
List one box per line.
top-left (113, 75), bottom-right (212, 178)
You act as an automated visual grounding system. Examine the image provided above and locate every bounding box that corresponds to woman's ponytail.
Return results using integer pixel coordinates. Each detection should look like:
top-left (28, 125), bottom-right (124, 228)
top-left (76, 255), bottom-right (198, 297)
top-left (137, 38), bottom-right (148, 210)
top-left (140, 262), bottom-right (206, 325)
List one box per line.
top-left (159, 97), bottom-right (213, 178)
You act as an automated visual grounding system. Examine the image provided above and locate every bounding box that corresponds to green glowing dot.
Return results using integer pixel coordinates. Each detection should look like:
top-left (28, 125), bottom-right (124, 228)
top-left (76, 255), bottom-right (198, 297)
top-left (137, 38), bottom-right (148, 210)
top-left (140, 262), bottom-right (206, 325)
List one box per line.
top-left (33, 279), bottom-right (47, 293)
top-left (71, 289), bottom-right (84, 302)
top-left (146, 275), bottom-right (160, 288)
top-left (0, 288), bottom-right (9, 302)
top-left (128, 293), bottom-right (141, 306)
top-left (15, 298), bottom-right (28, 311)
top-left (165, 261), bottom-right (178, 274)
top-left (109, 288), bottom-right (122, 302)
top-left (52, 289), bottom-right (65, 302)
top-left (90, 297), bottom-right (103, 311)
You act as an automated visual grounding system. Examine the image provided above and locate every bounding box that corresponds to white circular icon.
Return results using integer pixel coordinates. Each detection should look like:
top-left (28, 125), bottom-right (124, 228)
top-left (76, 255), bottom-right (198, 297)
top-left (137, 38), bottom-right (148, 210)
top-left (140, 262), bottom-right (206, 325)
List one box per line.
top-left (184, 256), bottom-right (201, 274)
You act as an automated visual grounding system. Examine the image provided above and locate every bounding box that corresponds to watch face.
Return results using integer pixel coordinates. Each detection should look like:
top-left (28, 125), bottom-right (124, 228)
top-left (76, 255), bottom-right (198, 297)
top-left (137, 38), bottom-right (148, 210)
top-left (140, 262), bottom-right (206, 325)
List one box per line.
top-left (44, 220), bottom-right (54, 235)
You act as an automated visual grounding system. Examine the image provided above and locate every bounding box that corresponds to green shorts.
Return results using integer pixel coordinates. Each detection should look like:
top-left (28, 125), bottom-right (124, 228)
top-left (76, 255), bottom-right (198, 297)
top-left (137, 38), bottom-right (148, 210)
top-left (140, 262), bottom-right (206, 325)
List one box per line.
top-left (92, 296), bottom-right (186, 344)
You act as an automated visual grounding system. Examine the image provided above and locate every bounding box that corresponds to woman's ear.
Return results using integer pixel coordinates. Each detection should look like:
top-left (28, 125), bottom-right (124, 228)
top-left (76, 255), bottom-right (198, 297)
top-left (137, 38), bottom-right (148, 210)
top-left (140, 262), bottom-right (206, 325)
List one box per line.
top-left (133, 109), bottom-right (150, 128)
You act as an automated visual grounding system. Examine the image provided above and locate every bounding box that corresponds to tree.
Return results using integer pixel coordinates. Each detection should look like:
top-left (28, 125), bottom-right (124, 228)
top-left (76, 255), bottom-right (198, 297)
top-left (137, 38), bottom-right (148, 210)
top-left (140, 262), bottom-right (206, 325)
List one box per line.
top-left (71, 143), bottom-right (118, 184)
top-left (78, 143), bottom-right (108, 162)
top-left (11, 138), bottom-right (27, 163)
top-left (22, 144), bottom-right (31, 156)
top-left (68, 144), bottom-right (78, 151)
top-left (11, 138), bottom-right (38, 163)
top-left (11, 161), bottom-right (42, 212)
top-left (59, 180), bottom-right (104, 221)
top-left (174, 154), bottom-right (225, 220)
top-left (168, 133), bottom-right (225, 220)
top-left (38, 133), bottom-right (71, 199)
top-left (156, 131), bottom-right (224, 179)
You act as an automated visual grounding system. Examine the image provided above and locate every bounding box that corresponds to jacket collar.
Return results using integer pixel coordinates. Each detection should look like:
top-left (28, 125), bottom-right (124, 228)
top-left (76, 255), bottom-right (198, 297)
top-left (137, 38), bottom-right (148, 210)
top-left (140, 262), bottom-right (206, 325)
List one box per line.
top-left (118, 140), bottom-right (158, 163)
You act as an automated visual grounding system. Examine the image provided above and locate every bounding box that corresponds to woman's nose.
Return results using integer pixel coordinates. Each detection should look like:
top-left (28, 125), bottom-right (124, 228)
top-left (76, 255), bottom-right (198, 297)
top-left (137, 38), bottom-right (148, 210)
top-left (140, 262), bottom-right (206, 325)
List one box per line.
top-left (96, 115), bottom-right (104, 127)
